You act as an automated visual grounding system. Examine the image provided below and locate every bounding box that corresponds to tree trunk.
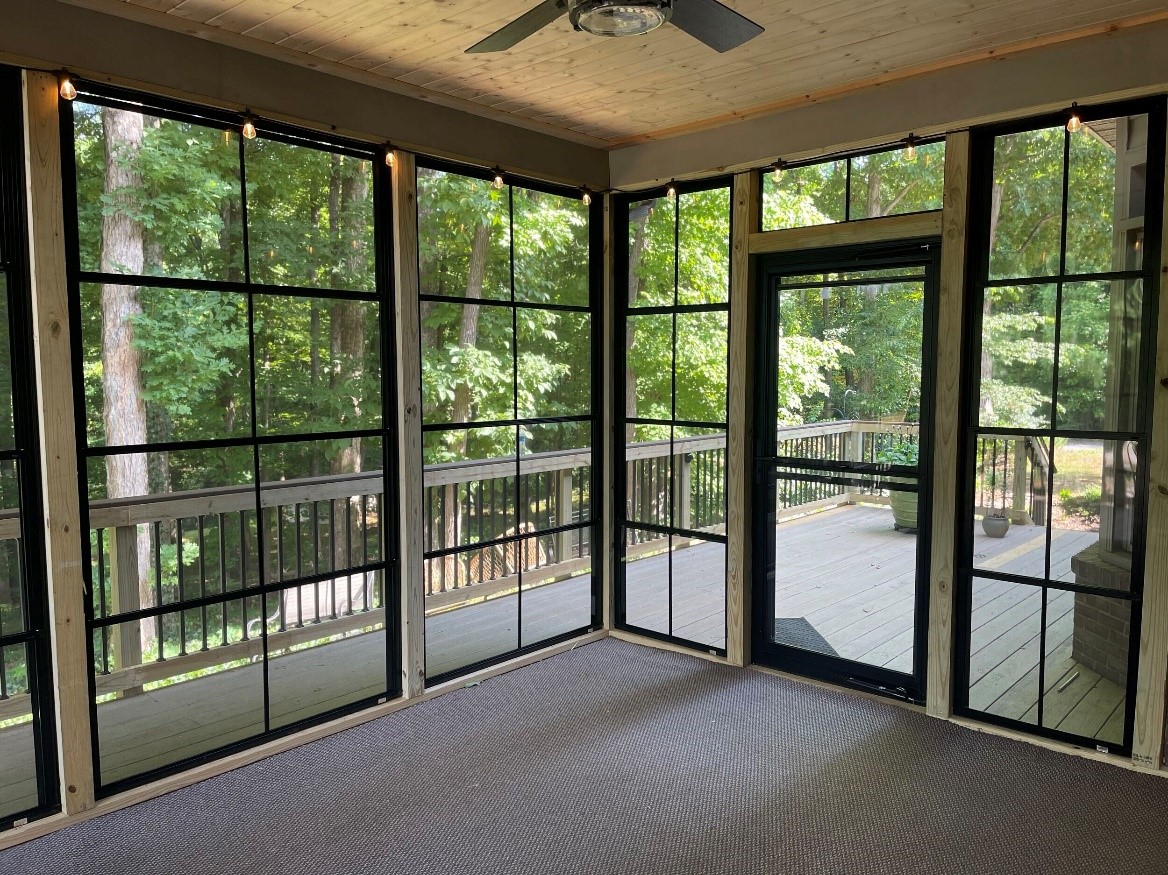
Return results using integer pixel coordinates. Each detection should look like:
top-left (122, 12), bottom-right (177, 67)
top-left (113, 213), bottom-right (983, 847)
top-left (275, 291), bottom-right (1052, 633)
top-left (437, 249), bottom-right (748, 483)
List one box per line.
top-left (100, 107), bottom-right (154, 652)
top-left (624, 206), bottom-right (652, 441)
top-left (981, 182), bottom-right (1005, 418)
top-left (444, 221), bottom-right (491, 583)
top-left (329, 160), bottom-right (370, 605)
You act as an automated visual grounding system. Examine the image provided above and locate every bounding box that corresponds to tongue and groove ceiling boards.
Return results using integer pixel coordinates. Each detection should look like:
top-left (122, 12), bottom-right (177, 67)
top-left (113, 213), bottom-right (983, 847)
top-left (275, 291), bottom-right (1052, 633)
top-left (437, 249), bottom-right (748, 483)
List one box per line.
top-left (64, 1), bottom-right (1168, 145)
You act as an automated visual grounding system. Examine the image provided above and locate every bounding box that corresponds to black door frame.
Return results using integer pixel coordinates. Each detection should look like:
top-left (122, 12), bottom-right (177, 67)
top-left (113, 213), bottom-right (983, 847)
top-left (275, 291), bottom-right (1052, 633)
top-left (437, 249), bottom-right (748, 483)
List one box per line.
top-left (751, 238), bottom-right (942, 703)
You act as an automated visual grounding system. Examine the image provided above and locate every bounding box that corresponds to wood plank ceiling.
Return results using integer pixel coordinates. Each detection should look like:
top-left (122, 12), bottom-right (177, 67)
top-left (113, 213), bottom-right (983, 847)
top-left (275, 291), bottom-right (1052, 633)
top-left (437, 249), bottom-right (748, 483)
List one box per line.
top-left (70, 0), bottom-right (1168, 145)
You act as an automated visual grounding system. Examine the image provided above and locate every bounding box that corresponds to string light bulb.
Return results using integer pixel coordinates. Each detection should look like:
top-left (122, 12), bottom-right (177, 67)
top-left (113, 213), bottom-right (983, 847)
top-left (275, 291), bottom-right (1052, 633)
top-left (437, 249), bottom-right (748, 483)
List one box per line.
top-left (581, 188), bottom-right (592, 206)
top-left (492, 167), bottom-right (505, 190)
top-left (1066, 102), bottom-right (1083, 133)
top-left (241, 113), bottom-right (257, 141)
top-left (666, 180), bottom-right (677, 199)
top-left (58, 72), bottom-right (77, 101)
top-left (904, 134), bottom-right (918, 161)
top-left (384, 147), bottom-right (395, 168)
top-left (772, 159), bottom-right (786, 182)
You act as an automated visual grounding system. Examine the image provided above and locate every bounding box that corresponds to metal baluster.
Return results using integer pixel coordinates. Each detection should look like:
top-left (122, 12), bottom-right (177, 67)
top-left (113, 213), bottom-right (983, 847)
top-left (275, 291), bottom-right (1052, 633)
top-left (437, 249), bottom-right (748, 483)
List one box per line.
top-left (96, 530), bottom-right (109, 673)
top-left (153, 522), bottom-right (164, 660)
top-left (295, 503), bottom-right (304, 628)
top-left (275, 507), bottom-right (286, 632)
top-left (217, 513), bottom-right (228, 646)
top-left (176, 520), bottom-right (186, 656)
top-left (198, 515), bottom-right (208, 651)
top-left (239, 512), bottom-right (249, 641)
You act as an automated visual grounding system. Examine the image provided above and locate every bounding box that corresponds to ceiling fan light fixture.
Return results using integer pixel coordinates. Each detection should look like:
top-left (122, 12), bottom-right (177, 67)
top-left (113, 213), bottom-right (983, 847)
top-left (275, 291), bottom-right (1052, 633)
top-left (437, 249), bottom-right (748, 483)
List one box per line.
top-left (569, 0), bottom-right (672, 37)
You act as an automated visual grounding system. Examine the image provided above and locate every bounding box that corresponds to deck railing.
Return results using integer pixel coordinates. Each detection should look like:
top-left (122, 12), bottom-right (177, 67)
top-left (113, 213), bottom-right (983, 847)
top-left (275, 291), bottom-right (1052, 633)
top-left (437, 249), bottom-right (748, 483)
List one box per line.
top-left (1, 418), bottom-right (1034, 715)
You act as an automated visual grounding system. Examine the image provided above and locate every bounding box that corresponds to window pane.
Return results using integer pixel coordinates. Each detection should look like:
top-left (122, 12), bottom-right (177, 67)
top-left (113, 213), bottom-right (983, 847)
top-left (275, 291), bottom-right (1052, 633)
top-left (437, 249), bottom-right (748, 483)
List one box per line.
top-left (520, 535), bottom-right (592, 648)
top-left (0, 644), bottom-right (39, 819)
top-left (967, 577), bottom-right (1042, 725)
top-left (848, 141), bottom-right (945, 219)
top-left (417, 167), bottom-right (509, 301)
top-left (671, 536), bottom-right (725, 649)
top-left (978, 284), bottom-right (1056, 429)
top-left (423, 426), bottom-right (516, 553)
top-left (674, 426), bottom-right (726, 531)
top-left (762, 159), bottom-right (846, 230)
top-left (0, 461), bottom-right (23, 636)
top-left (421, 301), bottom-right (515, 426)
top-left (674, 309), bottom-right (728, 424)
top-left (254, 295), bottom-right (381, 436)
top-left (82, 284), bottom-right (251, 447)
top-left (626, 312), bottom-right (673, 422)
top-left (627, 198), bottom-right (674, 307)
top-left (513, 188), bottom-right (589, 307)
top-left (72, 102), bottom-right (244, 280)
top-left (1066, 115), bottom-right (1148, 275)
top-left (519, 421), bottom-right (591, 535)
top-left (1040, 589), bottom-right (1128, 745)
top-left (989, 127), bottom-right (1065, 280)
top-left (1051, 438), bottom-right (1136, 591)
top-left (424, 545), bottom-right (519, 678)
top-left (625, 425), bottom-right (671, 529)
top-left (258, 438), bottom-right (384, 586)
top-left (266, 570), bottom-right (386, 730)
top-left (623, 527), bottom-right (670, 635)
top-left (970, 435), bottom-right (1050, 580)
top-left (677, 187), bottom-right (730, 305)
top-left (246, 140), bottom-right (374, 291)
top-left (1057, 280), bottom-right (1142, 433)
top-left (94, 596), bottom-right (265, 785)
top-left (516, 308), bottom-right (590, 419)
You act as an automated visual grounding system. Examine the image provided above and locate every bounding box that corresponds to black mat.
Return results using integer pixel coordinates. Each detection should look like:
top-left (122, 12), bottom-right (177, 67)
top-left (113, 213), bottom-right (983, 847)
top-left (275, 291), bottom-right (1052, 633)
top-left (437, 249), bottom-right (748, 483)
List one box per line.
top-left (5, 638), bottom-right (1168, 874)
top-left (773, 616), bottom-right (838, 656)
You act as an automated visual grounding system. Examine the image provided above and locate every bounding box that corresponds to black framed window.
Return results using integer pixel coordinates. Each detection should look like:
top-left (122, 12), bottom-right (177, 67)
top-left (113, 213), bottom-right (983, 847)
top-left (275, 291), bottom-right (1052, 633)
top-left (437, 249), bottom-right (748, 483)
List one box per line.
top-left (957, 99), bottom-right (1166, 753)
top-left (615, 181), bottom-right (731, 654)
top-left (761, 140), bottom-right (945, 231)
top-left (63, 83), bottom-right (399, 795)
top-left (416, 159), bottom-right (600, 683)
top-left (0, 66), bottom-right (57, 830)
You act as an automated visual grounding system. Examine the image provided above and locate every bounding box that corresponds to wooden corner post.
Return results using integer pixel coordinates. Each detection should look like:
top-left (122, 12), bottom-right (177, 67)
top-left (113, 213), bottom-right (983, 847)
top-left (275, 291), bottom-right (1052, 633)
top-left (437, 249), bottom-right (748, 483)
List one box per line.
top-left (22, 69), bottom-right (95, 814)
top-left (601, 192), bottom-right (616, 629)
top-left (727, 171), bottom-right (759, 667)
top-left (1132, 127), bottom-right (1168, 770)
top-left (926, 130), bottom-right (971, 719)
top-left (391, 150), bottom-right (426, 698)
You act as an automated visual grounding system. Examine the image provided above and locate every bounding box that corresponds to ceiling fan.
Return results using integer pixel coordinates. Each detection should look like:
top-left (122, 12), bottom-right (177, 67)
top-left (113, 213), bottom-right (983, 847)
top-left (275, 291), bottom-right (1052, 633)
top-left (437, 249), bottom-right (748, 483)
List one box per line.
top-left (466, 0), bottom-right (764, 54)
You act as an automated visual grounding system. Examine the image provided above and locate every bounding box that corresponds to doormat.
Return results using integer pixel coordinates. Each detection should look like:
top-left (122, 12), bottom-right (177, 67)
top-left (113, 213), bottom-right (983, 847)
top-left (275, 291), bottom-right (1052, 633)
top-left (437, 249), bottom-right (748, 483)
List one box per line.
top-left (773, 617), bottom-right (838, 657)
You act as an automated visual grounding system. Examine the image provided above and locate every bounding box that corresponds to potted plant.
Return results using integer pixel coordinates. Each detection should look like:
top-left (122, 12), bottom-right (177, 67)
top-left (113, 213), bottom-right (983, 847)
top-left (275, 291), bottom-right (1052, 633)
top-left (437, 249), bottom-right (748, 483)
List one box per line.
top-left (876, 442), bottom-right (919, 533)
top-left (981, 511), bottom-right (1010, 538)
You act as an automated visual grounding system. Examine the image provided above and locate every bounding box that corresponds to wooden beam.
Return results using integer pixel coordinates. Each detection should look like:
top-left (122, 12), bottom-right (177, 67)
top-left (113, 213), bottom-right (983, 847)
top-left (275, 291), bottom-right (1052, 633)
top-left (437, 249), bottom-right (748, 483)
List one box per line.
top-left (391, 150), bottom-right (426, 698)
top-left (926, 131), bottom-right (971, 720)
top-left (1132, 127), bottom-right (1168, 770)
top-left (22, 69), bottom-right (95, 814)
top-left (749, 211), bottom-right (943, 255)
top-left (601, 193), bottom-right (615, 629)
top-left (726, 171), bottom-right (759, 667)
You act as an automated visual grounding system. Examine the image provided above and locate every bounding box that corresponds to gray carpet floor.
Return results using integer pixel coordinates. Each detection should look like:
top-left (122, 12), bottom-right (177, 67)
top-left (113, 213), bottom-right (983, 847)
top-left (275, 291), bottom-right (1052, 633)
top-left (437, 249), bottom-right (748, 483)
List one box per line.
top-left (4, 637), bottom-right (1168, 875)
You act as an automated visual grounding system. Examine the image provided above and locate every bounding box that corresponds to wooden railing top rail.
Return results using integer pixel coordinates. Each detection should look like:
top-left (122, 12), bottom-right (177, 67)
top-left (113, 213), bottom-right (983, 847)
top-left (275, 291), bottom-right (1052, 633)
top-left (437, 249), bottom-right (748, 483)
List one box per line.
top-left (12, 420), bottom-right (921, 533)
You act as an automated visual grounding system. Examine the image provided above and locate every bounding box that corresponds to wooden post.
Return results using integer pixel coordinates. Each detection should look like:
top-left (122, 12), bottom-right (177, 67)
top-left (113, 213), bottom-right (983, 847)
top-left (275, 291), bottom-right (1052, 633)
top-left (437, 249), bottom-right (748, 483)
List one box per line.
top-left (556, 468), bottom-right (574, 561)
top-left (926, 131), bottom-right (971, 720)
top-left (601, 193), bottom-right (615, 629)
top-left (1011, 439), bottom-right (1030, 525)
top-left (1131, 128), bottom-right (1168, 770)
top-left (23, 69), bottom-right (95, 813)
top-left (108, 525), bottom-right (144, 696)
top-left (391, 150), bottom-right (426, 698)
top-left (674, 451), bottom-right (692, 531)
top-left (847, 425), bottom-right (864, 504)
top-left (726, 171), bottom-right (759, 667)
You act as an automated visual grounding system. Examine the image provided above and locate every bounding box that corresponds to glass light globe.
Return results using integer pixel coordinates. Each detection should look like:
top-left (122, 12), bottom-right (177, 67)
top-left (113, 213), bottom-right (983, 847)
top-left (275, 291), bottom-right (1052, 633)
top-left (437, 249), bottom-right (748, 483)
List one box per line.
top-left (570, 1), bottom-right (671, 37)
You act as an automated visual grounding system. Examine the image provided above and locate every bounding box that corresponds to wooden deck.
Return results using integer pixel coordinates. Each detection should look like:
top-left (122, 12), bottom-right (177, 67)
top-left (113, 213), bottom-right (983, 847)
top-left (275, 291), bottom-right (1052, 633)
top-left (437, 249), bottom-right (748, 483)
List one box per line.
top-left (0, 504), bottom-right (1126, 817)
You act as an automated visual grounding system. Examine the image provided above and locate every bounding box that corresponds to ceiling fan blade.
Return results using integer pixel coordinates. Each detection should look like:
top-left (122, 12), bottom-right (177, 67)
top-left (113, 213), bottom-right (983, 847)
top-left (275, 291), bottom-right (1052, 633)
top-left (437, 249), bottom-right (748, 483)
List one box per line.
top-left (466, 0), bottom-right (569, 53)
top-left (670, 0), bottom-right (764, 53)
